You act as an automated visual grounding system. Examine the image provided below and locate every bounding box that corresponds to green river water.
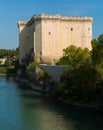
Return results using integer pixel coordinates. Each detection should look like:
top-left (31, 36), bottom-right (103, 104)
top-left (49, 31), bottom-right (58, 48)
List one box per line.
top-left (0, 76), bottom-right (103, 130)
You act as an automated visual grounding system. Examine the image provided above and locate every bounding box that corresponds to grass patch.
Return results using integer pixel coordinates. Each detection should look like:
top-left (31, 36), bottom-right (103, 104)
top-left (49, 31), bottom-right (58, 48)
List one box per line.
top-left (0, 66), bottom-right (7, 74)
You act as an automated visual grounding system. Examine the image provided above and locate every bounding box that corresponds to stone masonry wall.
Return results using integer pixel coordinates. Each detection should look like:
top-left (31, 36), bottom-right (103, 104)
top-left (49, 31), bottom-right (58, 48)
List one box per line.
top-left (18, 14), bottom-right (93, 64)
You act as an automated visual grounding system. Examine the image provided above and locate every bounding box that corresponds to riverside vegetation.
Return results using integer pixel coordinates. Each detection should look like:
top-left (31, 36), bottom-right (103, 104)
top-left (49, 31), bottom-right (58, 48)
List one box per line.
top-left (0, 47), bottom-right (19, 76)
top-left (56, 34), bottom-right (103, 110)
top-left (1, 34), bottom-right (103, 110)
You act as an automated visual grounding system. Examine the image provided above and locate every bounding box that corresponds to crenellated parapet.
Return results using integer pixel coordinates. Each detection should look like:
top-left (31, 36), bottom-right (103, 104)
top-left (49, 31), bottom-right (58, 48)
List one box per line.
top-left (32, 14), bottom-right (93, 22)
top-left (34, 13), bottom-right (61, 20)
top-left (18, 14), bottom-right (93, 28)
top-left (22, 14), bottom-right (93, 27)
top-left (18, 21), bottom-right (28, 28)
top-left (61, 16), bottom-right (93, 22)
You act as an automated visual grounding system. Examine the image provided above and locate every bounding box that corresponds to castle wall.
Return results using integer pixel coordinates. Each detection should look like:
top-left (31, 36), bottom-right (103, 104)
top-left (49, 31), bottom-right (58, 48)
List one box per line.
top-left (29, 23), bottom-right (35, 50)
top-left (18, 21), bottom-right (35, 64)
top-left (60, 20), bottom-right (82, 56)
top-left (18, 14), bottom-right (93, 65)
top-left (34, 20), bottom-right (42, 61)
top-left (41, 19), bottom-right (61, 62)
top-left (81, 21), bottom-right (92, 49)
top-left (18, 22), bottom-right (29, 64)
top-left (41, 15), bottom-right (92, 63)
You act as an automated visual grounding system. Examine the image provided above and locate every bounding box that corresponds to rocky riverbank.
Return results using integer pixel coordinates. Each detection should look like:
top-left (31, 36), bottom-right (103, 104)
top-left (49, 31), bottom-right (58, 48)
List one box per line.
top-left (15, 77), bottom-right (103, 113)
top-left (15, 77), bottom-right (48, 93)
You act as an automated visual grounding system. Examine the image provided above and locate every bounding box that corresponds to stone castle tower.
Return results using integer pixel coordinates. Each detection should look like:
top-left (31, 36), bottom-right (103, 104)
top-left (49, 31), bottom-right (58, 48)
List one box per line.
top-left (18, 14), bottom-right (93, 64)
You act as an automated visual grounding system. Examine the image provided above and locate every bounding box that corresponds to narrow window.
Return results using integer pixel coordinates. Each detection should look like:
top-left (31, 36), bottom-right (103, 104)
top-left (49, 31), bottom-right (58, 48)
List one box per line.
top-left (71, 28), bottom-right (73, 31)
top-left (48, 32), bottom-right (51, 35)
top-left (88, 28), bottom-right (90, 31)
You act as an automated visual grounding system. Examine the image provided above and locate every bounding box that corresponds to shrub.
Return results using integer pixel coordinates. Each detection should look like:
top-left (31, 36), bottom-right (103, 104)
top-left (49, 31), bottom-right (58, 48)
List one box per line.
top-left (0, 67), bottom-right (7, 74)
top-left (28, 60), bottom-right (38, 72)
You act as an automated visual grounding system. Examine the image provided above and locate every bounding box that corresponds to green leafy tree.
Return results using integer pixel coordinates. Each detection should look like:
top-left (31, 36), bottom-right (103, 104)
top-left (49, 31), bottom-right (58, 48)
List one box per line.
top-left (91, 34), bottom-right (103, 80)
top-left (91, 41), bottom-right (103, 65)
top-left (91, 39), bottom-right (98, 50)
top-left (28, 60), bottom-right (38, 72)
top-left (57, 62), bottom-right (102, 102)
top-left (98, 34), bottom-right (103, 44)
top-left (57, 45), bottom-right (91, 69)
top-left (56, 42), bottom-right (103, 103)
top-left (0, 49), bottom-right (7, 58)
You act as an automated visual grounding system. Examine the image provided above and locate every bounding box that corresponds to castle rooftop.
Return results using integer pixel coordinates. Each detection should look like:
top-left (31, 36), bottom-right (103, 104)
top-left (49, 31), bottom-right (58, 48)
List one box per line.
top-left (18, 14), bottom-right (93, 27)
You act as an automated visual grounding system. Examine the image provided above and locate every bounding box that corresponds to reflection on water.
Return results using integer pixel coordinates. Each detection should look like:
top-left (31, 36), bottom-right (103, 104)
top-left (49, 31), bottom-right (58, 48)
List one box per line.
top-left (0, 76), bottom-right (103, 130)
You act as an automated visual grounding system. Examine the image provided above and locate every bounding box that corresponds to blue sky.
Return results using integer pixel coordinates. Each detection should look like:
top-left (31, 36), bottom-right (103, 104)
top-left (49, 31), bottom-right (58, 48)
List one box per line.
top-left (0, 0), bottom-right (103, 49)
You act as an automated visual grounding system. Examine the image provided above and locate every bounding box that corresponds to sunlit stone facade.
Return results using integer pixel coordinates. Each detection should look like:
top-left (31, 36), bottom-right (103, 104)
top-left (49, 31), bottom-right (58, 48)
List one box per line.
top-left (18, 14), bottom-right (93, 64)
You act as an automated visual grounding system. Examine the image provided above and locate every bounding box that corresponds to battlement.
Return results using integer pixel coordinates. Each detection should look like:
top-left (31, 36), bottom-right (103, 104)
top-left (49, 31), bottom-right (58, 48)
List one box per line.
top-left (33, 14), bottom-right (93, 22)
top-left (18, 21), bottom-right (28, 28)
top-left (18, 14), bottom-right (93, 28)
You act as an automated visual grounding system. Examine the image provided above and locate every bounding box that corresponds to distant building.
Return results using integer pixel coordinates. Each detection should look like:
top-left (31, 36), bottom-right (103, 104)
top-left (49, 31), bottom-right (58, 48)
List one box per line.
top-left (0, 58), bottom-right (6, 65)
top-left (18, 14), bottom-right (93, 64)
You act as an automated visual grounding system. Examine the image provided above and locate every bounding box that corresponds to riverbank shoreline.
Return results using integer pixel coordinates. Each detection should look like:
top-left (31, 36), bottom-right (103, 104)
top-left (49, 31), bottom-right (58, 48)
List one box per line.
top-left (0, 73), bottom-right (6, 76)
top-left (15, 77), bottom-right (47, 93)
top-left (16, 77), bottom-right (103, 112)
top-left (1, 74), bottom-right (103, 113)
top-left (61, 100), bottom-right (103, 112)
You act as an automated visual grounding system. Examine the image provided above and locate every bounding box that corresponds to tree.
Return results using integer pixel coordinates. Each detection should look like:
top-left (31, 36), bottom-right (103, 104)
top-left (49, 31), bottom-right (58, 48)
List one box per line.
top-left (91, 34), bottom-right (103, 80)
top-left (0, 49), bottom-right (7, 58)
top-left (91, 39), bottom-right (98, 49)
top-left (98, 34), bottom-right (103, 44)
top-left (57, 61), bottom-right (102, 102)
top-left (57, 45), bottom-right (91, 69)
top-left (28, 60), bottom-right (38, 72)
top-left (91, 39), bottom-right (103, 65)
top-left (56, 37), bottom-right (103, 103)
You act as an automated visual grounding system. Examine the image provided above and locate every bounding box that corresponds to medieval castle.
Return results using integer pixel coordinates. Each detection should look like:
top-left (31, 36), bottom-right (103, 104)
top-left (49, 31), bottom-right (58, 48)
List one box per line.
top-left (18, 14), bottom-right (93, 64)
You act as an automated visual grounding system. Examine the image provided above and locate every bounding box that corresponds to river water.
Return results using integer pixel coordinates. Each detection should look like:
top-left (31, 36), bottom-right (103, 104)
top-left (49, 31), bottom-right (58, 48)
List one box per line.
top-left (0, 76), bottom-right (103, 130)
